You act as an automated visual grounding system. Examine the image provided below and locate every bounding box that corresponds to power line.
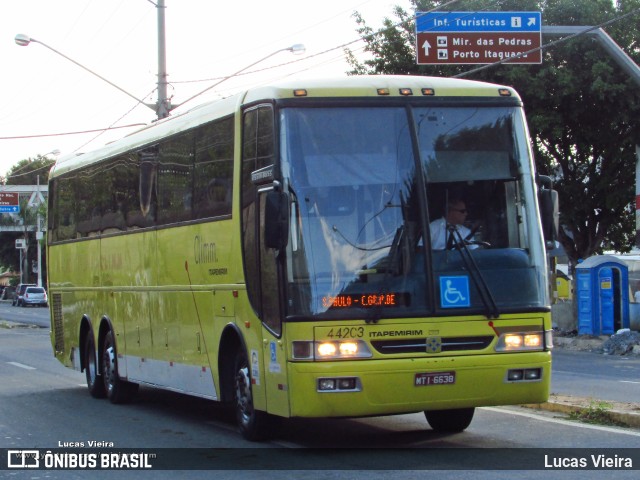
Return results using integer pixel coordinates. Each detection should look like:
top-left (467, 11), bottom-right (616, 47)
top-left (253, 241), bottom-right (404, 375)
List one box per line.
top-left (0, 123), bottom-right (147, 140)
top-left (4, 1), bottom-right (535, 145)
top-left (0, 1), bottom-right (465, 145)
top-left (170, 0), bottom-right (466, 85)
top-left (5, 160), bottom-right (56, 179)
top-left (73, 89), bottom-right (157, 153)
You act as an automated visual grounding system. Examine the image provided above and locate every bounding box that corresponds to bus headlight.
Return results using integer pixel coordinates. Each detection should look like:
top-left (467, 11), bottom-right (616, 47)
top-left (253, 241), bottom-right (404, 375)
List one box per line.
top-left (495, 332), bottom-right (546, 352)
top-left (292, 340), bottom-right (372, 360)
top-left (317, 340), bottom-right (371, 359)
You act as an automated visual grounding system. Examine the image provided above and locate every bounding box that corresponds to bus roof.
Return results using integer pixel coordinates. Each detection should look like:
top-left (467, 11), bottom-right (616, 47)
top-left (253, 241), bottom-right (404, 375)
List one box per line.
top-left (244, 75), bottom-right (519, 103)
top-left (49, 75), bottom-right (520, 179)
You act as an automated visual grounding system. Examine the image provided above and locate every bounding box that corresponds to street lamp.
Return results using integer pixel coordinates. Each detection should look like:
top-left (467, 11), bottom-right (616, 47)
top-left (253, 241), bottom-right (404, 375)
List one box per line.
top-left (42, 149), bottom-right (60, 159)
top-left (16, 0), bottom-right (171, 118)
top-left (15, 30), bottom-right (304, 119)
top-left (178, 44), bottom-right (306, 109)
top-left (15, 34), bottom-right (158, 116)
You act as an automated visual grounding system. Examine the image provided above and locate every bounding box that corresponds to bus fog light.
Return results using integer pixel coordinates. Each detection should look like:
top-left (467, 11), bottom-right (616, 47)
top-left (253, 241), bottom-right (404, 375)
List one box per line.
top-left (318, 379), bottom-right (336, 391)
top-left (507, 369), bottom-right (524, 381)
top-left (507, 368), bottom-right (541, 382)
top-left (318, 377), bottom-right (360, 392)
top-left (337, 378), bottom-right (356, 390)
top-left (524, 368), bottom-right (541, 380)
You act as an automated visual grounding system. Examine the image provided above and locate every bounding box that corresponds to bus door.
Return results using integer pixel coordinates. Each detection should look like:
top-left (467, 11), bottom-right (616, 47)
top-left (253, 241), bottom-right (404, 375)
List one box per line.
top-left (242, 104), bottom-right (290, 418)
top-left (257, 188), bottom-right (290, 418)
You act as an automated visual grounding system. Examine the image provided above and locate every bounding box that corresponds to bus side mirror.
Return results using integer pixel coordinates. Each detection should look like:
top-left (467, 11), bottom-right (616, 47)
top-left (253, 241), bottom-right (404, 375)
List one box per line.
top-left (264, 191), bottom-right (289, 250)
top-left (538, 183), bottom-right (559, 249)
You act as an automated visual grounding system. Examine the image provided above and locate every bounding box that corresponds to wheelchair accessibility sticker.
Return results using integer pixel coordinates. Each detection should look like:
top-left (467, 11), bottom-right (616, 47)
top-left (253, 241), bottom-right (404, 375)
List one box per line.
top-left (440, 276), bottom-right (470, 308)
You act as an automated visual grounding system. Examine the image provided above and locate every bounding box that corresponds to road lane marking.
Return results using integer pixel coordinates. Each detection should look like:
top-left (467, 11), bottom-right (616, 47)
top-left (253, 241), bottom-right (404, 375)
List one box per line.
top-left (482, 407), bottom-right (640, 437)
top-left (7, 361), bottom-right (36, 370)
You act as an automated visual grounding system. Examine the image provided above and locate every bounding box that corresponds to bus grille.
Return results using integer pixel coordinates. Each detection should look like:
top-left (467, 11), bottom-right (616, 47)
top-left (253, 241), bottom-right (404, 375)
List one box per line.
top-left (52, 293), bottom-right (64, 353)
top-left (371, 336), bottom-right (494, 354)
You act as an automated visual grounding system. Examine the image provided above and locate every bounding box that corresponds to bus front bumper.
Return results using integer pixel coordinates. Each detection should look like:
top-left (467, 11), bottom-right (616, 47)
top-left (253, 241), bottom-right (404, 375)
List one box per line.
top-left (286, 351), bottom-right (551, 418)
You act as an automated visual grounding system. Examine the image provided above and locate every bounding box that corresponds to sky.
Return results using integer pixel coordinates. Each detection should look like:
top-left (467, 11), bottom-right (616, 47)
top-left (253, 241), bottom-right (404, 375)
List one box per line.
top-left (0, 0), bottom-right (412, 178)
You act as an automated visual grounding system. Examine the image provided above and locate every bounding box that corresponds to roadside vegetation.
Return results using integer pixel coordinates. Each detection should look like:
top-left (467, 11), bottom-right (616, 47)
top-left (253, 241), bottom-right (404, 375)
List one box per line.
top-left (568, 400), bottom-right (629, 427)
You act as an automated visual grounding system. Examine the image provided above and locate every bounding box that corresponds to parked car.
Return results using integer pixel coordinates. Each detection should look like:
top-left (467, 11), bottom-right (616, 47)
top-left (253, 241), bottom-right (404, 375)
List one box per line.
top-left (12, 283), bottom-right (36, 306)
top-left (1, 286), bottom-right (15, 301)
top-left (21, 286), bottom-right (48, 307)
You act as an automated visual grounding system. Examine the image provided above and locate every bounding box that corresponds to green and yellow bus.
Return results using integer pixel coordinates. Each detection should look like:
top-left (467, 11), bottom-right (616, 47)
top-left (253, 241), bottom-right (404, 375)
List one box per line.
top-left (47, 75), bottom-right (556, 440)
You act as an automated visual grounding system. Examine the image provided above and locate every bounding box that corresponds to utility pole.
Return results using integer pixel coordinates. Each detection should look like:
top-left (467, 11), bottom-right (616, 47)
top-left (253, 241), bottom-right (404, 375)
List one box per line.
top-left (16, 0), bottom-right (172, 120)
top-left (35, 176), bottom-right (43, 287)
top-left (155, 0), bottom-right (171, 118)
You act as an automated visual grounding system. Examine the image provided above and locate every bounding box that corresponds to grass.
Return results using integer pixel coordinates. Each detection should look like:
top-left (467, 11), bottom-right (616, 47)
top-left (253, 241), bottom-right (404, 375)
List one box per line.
top-left (568, 400), bottom-right (628, 427)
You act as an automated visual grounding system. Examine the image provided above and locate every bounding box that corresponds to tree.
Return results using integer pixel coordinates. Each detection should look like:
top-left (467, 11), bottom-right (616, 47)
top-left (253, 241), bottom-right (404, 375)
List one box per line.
top-left (346, 0), bottom-right (640, 269)
top-left (3, 155), bottom-right (54, 186)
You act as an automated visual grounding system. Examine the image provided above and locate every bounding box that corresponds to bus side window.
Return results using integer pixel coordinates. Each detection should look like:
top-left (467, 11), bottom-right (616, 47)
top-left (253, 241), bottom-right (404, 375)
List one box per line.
top-left (193, 116), bottom-right (234, 219)
top-left (156, 132), bottom-right (194, 225)
top-left (138, 148), bottom-right (158, 221)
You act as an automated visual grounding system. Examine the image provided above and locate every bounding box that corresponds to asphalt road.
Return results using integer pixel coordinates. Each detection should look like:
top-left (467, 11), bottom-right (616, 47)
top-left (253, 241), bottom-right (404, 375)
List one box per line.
top-left (551, 349), bottom-right (640, 403)
top-left (1, 316), bottom-right (640, 479)
top-left (0, 300), bottom-right (50, 328)
top-left (2, 301), bottom-right (639, 405)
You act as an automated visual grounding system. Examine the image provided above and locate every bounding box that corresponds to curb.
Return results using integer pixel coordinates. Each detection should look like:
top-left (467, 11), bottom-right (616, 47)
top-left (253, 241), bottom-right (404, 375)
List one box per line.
top-left (553, 334), bottom-right (640, 355)
top-left (523, 395), bottom-right (640, 428)
top-left (553, 336), bottom-right (606, 351)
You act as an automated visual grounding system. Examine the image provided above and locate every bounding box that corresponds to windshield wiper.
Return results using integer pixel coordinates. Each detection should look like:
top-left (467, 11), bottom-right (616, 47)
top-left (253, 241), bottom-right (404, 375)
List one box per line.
top-left (363, 225), bottom-right (408, 324)
top-left (447, 225), bottom-right (500, 319)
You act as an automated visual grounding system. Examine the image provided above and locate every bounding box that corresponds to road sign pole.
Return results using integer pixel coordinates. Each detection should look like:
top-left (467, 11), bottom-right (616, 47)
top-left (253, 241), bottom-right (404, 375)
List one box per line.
top-left (36, 216), bottom-right (43, 287)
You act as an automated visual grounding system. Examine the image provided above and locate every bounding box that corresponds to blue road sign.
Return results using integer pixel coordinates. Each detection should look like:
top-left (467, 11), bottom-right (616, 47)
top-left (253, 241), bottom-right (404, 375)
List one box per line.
top-left (0, 205), bottom-right (20, 213)
top-left (417, 11), bottom-right (541, 33)
top-left (440, 276), bottom-right (471, 308)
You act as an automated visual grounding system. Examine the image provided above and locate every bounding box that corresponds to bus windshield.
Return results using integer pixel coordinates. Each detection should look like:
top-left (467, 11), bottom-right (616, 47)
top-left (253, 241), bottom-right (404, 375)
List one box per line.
top-left (280, 105), bottom-right (545, 320)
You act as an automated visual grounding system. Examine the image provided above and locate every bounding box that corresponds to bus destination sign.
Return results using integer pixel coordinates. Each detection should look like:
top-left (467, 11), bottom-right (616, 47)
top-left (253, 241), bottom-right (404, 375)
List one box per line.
top-left (416, 11), bottom-right (542, 65)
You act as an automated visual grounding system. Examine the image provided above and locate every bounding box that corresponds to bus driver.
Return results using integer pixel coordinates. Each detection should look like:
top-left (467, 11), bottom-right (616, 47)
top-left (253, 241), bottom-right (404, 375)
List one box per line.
top-left (429, 198), bottom-right (475, 250)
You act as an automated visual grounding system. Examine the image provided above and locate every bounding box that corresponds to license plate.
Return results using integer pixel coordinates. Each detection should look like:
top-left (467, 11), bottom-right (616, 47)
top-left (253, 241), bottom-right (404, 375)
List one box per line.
top-left (415, 371), bottom-right (456, 386)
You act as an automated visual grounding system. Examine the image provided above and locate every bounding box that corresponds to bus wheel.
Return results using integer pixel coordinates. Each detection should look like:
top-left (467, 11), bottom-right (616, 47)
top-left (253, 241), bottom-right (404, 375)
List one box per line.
top-left (84, 334), bottom-right (106, 398)
top-left (425, 408), bottom-right (475, 432)
top-left (233, 349), bottom-right (275, 441)
top-left (101, 330), bottom-right (138, 404)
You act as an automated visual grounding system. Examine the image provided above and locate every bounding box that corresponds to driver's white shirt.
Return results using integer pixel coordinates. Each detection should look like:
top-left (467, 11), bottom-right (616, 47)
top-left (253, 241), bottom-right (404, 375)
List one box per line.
top-left (429, 217), bottom-right (472, 250)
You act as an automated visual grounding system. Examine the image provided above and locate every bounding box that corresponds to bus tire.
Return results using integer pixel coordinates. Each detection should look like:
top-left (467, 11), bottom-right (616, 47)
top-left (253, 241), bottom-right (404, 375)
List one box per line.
top-left (102, 330), bottom-right (138, 404)
top-left (425, 407), bottom-right (475, 432)
top-left (84, 334), bottom-right (106, 398)
top-left (233, 348), bottom-right (276, 441)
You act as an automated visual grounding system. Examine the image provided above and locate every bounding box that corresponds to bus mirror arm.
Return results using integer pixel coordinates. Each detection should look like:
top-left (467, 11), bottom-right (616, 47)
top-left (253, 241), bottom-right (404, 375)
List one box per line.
top-left (264, 191), bottom-right (290, 250)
